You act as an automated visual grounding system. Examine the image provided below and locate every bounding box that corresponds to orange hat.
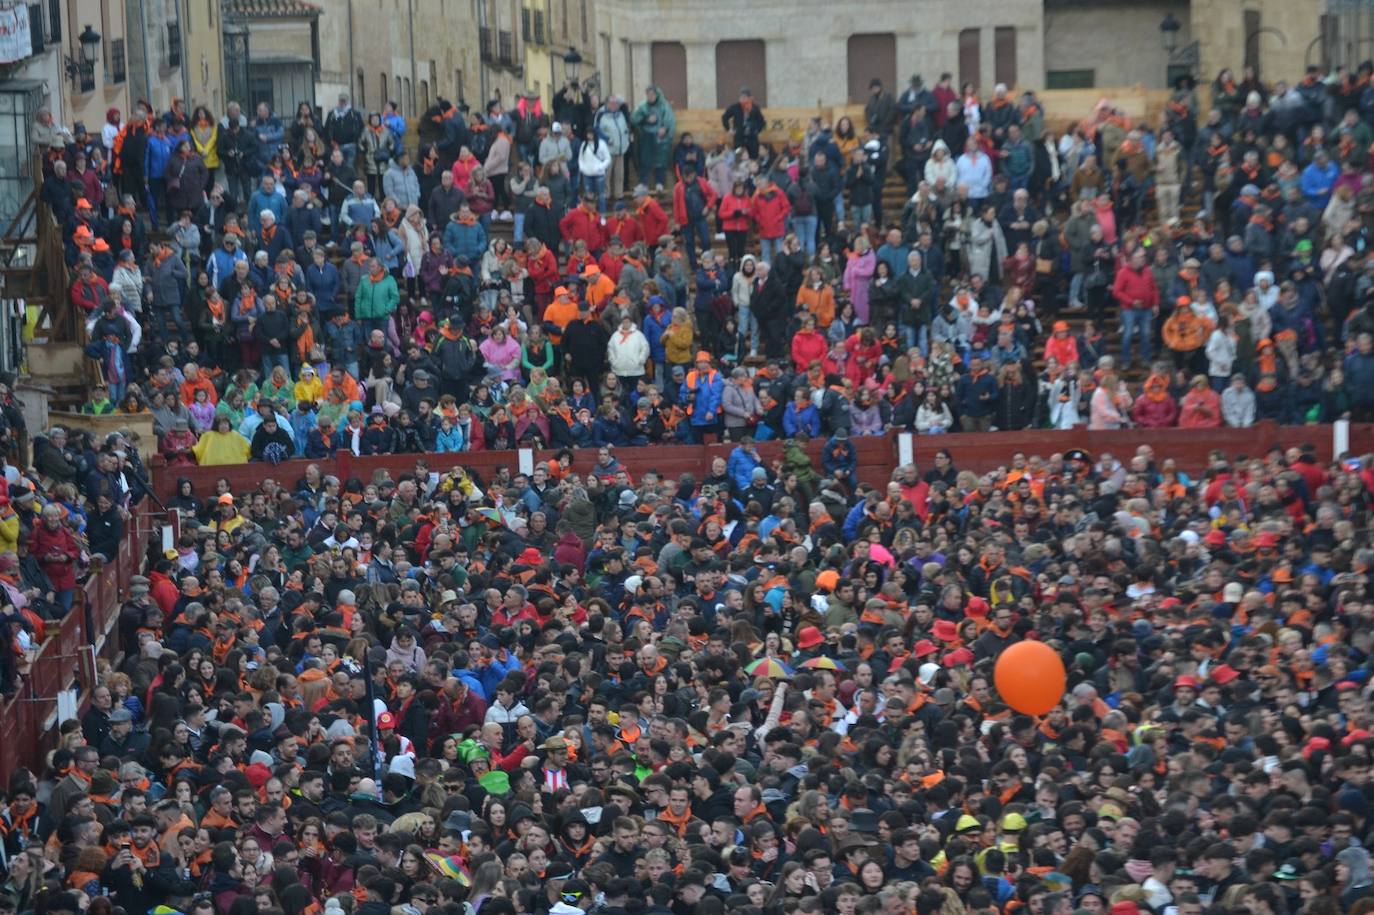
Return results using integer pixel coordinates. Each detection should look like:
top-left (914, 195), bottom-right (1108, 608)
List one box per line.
top-left (695, 350), bottom-right (712, 363)
top-left (581, 263), bottom-right (600, 277)
top-left (1176, 295), bottom-right (1191, 307)
top-left (1052, 321), bottom-right (1069, 333)
top-left (92, 239), bottom-right (110, 252)
top-left (76, 198), bottom-right (93, 209)
top-left (816, 570), bottom-right (839, 591)
top-left (554, 285), bottom-right (570, 298)
top-left (217, 493), bottom-right (234, 506)
top-left (74, 225), bottom-right (94, 240)
top-left (796, 626), bottom-right (825, 650)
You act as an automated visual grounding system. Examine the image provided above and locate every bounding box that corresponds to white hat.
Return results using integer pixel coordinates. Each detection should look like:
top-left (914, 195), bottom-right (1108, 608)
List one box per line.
top-left (918, 662), bottom-right (940, 685)
top-left (1222, 582), bottom-right (1244, 603)
top-left (624, 574), bottom-right (643, 595)
top-left (388, 753), bottom-right (416, 779)
top-left (551, 121), bottom-right (563, 133)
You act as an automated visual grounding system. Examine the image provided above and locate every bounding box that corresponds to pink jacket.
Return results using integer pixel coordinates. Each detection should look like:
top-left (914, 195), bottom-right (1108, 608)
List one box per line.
top-left (1089, 386), bottom-right (1126, 430)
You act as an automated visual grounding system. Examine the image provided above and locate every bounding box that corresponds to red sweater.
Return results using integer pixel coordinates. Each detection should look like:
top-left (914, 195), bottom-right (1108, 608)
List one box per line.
top-left (1111, 265), bottom-right (1158, 311)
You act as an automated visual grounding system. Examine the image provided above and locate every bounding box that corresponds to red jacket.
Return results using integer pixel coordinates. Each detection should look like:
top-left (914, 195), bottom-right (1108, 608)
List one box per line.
top-left (1179, 389), bottom-right (1222, 428)
top-left (791, 328), bottom-right (830, 372)
top-left (633, 197), bottom-right (669, 245)
top-left (1112, 264), bottom-right (1158, 311)
top-left (597, 251), bottom-right (625, 284)
top-left (719, 192), bottom-right (754, 233)
top-left (672, 176), bottom-right (718, 226)
top-left (29, 523), bottom-right (80, 590)
top-left (605, 213), bottom-right (641, 249)
top-left (527, 246), bottom-right (560, 296)
top-left (750, 188), bottom-right (791, 239)
top-left (559, 205), bottom-right (607, 253)
top-left (70, 276), bottom-right (109, 313)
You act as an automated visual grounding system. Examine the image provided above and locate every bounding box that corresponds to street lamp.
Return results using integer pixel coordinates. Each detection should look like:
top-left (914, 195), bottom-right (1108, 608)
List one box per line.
top-left (1159, 13), bottom-right (1181, 54)
top-left (65, 24), bottom-right (101, 89)
top-left (563, 46), bottom-right (583, 83)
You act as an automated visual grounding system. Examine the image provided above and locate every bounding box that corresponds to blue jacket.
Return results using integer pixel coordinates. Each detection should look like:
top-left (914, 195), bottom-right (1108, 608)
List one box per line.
top-left (443, 219), bottom-right (488, 262)
top-left (144, 134), bottom-right (174, 185)
top-left (290, 409), bottom-right (317, 455)
top-left (693, 266), bottom-right (731, 313)
top-left (252, 115), bottom-right (284, 167)
top-left (680, 368), bottom-right (724, 426)
top-left (209, 247), bottom-right (247, 290)
top-left (822, 437), bottom-right (857, 475)
top-left (306, 261), bottom-right (341, 311)
top-left (456, 653), bottom-right (520, 701)
top-left (1300, 159), bottom-right (1339, 209)
top-left (435, 425), bottom-right (465, 452)
top-left (643, 306), bottom-right (671, 362)
top-left (956, 371), bottom-right (999, 417)
top-left (325, 318), bottom-right (365, 365)
top-left (1347, 351), bottom-right (1374, 407)
top-left (783, 402), bottom-right (820, 437)
top-left (248, 188), bottom-right (287, 226)
top-left (727, 445), bottom-right (762, 492)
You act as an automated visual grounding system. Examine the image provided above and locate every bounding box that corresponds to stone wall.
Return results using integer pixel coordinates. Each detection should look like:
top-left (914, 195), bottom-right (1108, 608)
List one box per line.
top-left (1043, 0), bottom-right (1190, 89)
top-left (597, 0), bottom-right (1044, 106)
top-left (1191, 0), bottom-right (1324, 85)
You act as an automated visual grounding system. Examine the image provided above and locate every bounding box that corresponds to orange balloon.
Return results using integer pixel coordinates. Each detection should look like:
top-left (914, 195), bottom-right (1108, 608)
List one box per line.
top-left (993, 640), bottom-right (1067, 716)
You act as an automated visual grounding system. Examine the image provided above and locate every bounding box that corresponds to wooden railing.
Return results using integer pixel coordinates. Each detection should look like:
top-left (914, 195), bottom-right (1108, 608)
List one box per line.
top-left (0, 502), bottom-right (170, 785)
top-left (146, 422), bottom-right (1374, 506)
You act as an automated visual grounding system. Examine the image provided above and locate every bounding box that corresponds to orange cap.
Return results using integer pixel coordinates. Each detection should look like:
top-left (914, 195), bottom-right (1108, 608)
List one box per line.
top-left (76, 198), bottom-right (93, 209)
top-left (695, 350), bottom-right (712, 363)
top-left (581, 263), bottom-right (600, 277)
top-left (554, 285), bottom-right (570, 298)
top-left (92, 239), bottom-right (110, 252)
top-left (1176, 295), bottom-right (1191, 307)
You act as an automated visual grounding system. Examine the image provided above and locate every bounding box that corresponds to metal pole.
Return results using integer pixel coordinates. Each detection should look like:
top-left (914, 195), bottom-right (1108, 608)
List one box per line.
top-left (137, 0), bottom-right (150, 106)
top-left (177, 0), bottom-right (190, 106)
top-left (347, 0), bottom-right (355, 103)
top-left (407, 0), bottom-right (417, 120)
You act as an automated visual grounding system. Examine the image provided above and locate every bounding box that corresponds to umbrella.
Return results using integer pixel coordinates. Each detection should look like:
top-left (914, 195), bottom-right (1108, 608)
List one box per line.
top-left (472, 507), bottom-right (505, 526)
top-left (799, 656), bottom-right (847, 672)
top-left (424, 852), bottom-right (471, 885)
top-left (745, 658), bottom-right (794, 679)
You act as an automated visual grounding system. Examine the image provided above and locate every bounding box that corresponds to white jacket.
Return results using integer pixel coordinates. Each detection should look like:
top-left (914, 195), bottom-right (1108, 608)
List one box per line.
top-left (607, 327), bottom-right (650, 376)
top-left (578, 139), bottom-right (612, 178)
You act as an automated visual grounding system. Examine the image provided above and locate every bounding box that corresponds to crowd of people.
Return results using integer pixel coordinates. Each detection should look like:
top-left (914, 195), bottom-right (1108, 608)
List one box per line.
top-left (2, 47), bottom-right (1373, 915)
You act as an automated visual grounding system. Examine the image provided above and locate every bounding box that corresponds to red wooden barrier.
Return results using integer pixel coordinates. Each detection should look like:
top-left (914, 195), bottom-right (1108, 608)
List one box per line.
top-left (149, 423), bottom-right (1374, 504)
top-left (0, 504), bottom-right (172, 785)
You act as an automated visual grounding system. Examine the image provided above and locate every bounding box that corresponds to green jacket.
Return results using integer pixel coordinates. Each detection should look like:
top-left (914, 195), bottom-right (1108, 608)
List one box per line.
top-left (354, 272), bottom-right (399, 320)
top-left (631, 86), bottom-right (677, 169)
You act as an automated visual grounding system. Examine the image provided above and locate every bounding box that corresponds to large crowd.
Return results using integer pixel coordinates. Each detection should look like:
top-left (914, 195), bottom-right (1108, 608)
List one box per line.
top-left (0, 47), bottom-right (1372, 915)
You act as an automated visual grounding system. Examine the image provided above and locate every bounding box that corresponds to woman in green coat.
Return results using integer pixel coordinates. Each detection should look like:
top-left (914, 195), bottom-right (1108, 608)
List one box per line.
top-left (631, 85), bottom-right (676, 192)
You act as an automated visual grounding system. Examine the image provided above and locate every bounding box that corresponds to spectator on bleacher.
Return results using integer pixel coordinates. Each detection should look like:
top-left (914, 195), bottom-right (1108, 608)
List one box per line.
top-left (632, 86), bottom-right (675, 193)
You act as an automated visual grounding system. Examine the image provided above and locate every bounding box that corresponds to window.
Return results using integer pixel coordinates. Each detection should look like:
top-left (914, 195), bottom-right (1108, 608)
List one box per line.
top-left (579, 0), bottom-right (586, 42)
top-left (357, 69), bottom-right (366, 108)
top-left (561, 0), bottom-right (567, 37)
top-left (395, 75), bottom-right (402, 107)
top-left (651, 41), bottom-right (686, 107)
top-left (380, 72), bottom-right (388, 107)
top-left (714, 39), bottom-right (766, 107)
top-left (521, 6), bottom-right (530, 41)
top-left (47, 0), bottom-right (59, 43)
top-left (208, 0), bottom-right (214, 28)
top-left (420, 79), bottom-right (430, 110)
top-left (167, 22), bottom-right (182, 67)
top-left (1244, 9), bottom-right (1261, 73)
top-left (110, 38), bottom-right (126, 84)
top-left (994, 26), bottom-right (1016, 87)
top-left (1046, 69), bottom-right (1094, 89)
top-left (403, 77), bottom-right (411, 114)
top-left (28, 5), bottom-right (43, 54)
top-left (958, 28), bottom-right (980, 90)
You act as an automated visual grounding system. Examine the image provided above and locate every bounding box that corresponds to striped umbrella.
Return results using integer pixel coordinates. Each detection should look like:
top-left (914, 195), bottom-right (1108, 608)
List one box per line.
top-left (745, 657), bottom-right (794, 679)
top-left (425, 852), bottom-right (471, 885)
top-left (799, 656), bottom-right (847, 672)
